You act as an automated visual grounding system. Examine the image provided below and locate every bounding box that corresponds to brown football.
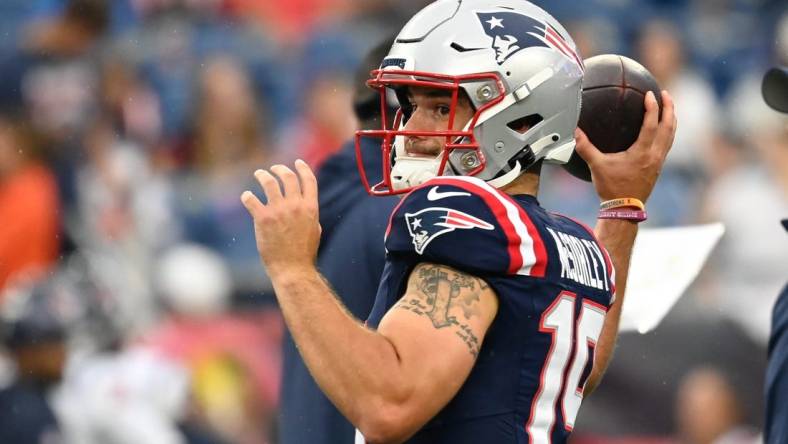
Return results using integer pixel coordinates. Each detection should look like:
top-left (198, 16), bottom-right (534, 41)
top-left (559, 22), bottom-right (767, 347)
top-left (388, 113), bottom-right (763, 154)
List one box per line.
top-left (563, 54), bottom-right (663, 182)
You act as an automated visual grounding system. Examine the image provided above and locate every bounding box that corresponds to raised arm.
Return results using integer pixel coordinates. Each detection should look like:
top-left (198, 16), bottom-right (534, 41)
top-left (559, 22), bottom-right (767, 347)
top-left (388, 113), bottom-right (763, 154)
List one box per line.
top-left (573, 90), bottom-right (677, 395)
top-left (241, 162), bottom-right (497, 443)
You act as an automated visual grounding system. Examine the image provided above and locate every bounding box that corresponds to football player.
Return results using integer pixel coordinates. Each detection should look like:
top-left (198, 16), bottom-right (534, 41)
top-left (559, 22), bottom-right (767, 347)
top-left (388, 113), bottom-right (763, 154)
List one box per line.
top-left (242, 1), bottom-right (677, 443)
top-left (762, 65), bottom-right (788, 444)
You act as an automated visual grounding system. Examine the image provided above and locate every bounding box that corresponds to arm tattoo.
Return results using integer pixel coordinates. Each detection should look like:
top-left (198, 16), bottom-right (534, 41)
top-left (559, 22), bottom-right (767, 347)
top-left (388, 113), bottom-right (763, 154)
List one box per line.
top-left (393, 263), bottom-right (490, 358)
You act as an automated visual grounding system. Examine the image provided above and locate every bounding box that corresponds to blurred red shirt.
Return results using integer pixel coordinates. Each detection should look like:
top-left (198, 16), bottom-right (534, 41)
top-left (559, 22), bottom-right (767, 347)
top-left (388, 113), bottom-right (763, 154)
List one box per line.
top-left (0, 163), bottom-right (60, 294)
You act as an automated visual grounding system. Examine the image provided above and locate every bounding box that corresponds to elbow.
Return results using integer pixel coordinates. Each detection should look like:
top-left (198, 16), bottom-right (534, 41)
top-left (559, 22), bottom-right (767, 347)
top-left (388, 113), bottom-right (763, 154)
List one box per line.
top-left (357, 402), bottom-right (412, 444)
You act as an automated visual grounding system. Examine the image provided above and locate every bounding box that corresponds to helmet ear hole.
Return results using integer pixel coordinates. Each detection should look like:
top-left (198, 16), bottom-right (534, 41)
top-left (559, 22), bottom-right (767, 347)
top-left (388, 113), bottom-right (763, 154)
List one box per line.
top-left (506, 114), bottom-right (543, 134)
top-left (508, 146), bottom-right (536, 170)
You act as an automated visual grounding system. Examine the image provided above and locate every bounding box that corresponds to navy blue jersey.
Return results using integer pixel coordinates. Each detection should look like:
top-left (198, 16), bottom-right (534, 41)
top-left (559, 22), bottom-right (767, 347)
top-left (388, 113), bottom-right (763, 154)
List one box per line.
top-left (366, 176), bottom-right (616, 444)
top-left (766, 283), bottom-right (788, 444)
top-left (0, 382), bottom-right (61, 444)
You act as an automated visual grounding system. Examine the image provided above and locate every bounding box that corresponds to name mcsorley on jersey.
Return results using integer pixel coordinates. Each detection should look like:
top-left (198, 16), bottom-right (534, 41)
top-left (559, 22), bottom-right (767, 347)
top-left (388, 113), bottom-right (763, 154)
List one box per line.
top-left (546, 227), bottom-right (609, 291)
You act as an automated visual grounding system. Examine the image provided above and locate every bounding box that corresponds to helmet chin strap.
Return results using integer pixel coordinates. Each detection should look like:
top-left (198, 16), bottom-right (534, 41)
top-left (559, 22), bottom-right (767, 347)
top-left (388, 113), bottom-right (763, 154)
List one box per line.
top-left (390, 156), bottom-right (450, 191)
top-left (486, 162), bottom-right (522, 188)
top-left (485, 132), bottom-right (559, 189)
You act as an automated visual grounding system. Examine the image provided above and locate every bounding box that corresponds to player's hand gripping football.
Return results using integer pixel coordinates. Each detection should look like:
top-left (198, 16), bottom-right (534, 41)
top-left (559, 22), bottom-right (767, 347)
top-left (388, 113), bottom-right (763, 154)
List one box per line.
top-left (574, 90), bottom-right (677, 202)
top-left (241, 160), bottom-right (322, 278)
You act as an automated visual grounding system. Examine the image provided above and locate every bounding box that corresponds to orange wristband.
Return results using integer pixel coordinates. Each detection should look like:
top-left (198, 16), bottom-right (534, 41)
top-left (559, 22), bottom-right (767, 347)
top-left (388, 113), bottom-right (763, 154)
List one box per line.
top-left (600, 197), bottom-right (645, 211)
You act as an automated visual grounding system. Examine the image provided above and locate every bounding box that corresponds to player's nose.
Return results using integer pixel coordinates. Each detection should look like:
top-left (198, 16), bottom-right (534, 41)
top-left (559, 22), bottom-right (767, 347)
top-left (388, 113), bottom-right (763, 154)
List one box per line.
top-left (403, 108), bottom-right (432, 133)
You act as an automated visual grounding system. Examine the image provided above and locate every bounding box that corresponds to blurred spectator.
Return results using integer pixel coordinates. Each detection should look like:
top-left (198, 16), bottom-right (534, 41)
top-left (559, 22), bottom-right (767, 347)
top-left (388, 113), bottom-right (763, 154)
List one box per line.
top-left (20, 0), bottom-right (108, 134)
top-left (73, 69), bottom-right (175, 333)
top-left (762, 57), bottom-right (788, 444)
top-left (33, 251), bottom-right (227, 444)
top-left (279, 35), bottom-right (398, 444)
top-left (675, 367), bottom-right (758, 444)
top-left (284, 74), bottom-right (356, 167)
top-left (30, 0), bottom-right (138, 34)
top-left (55, 344), bottom-right (193, 444)
top-left (112, 2), bottom-right (287, 139)
top-left (638, 19), bottom-right (719, 173)
top-left (24, 0), bottom-right (109, 56)
top-left (564, 18), bottom-right (624, 59)
top-left (636, 19), bottom-right (720, 226)
top-left (99, 59), bottom-right (163, 147)
top-left (574, 314), bottom-right (766, 438)
top-left (142, 243), bottom-right (283, 444)
top-left (0, 113), bottom-right (60, 294)
top-left (223, 0), bottom-right (352, 44)
top-left (17, 0), bottom-right (110, 210)
top-left (174, 56), bottom-right (273, 300)
top-left (274, 8), bottom-right (405, 168)
top-left (49, 245), bottom-right (276, 444)
top-left (222, 0), bottom-right (416, 46)
top-left (683, 0), bottom-right (769, 95)
top-left (699, 72), bottom-right (788, 344)
top-left (0, 273), bottom-right (73, 444)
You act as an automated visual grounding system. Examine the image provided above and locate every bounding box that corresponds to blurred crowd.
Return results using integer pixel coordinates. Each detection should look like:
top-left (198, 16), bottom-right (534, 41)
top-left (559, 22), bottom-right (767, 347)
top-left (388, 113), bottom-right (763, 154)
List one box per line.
top-left (0, 0), bottom-right (785, 443)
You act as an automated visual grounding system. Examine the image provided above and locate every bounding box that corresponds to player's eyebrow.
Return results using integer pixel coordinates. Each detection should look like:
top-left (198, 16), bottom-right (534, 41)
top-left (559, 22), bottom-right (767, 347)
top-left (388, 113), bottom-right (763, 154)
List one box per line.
top-left (406, 88), bottom-right (454, 100)
top-left (424, 89), bottom-right (454, 98)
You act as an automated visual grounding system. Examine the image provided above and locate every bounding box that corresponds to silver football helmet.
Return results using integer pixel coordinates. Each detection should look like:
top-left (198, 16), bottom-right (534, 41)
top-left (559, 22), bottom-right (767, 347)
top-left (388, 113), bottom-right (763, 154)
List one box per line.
top-left (355, 0), bottom-right (584, 195)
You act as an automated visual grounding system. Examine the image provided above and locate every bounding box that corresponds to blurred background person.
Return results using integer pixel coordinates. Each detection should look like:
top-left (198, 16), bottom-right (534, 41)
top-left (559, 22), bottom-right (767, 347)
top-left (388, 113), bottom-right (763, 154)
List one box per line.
top-left (275, 43), bottom-right (358, 169)
top-left (278, 35), bottom-right (398, 444)
top-left (0, 111), bottom-right (60, 296)
top-left (70, 59), bottom-right (173, 334)
top-left (675, 367), bottom-right (758, 444)
top-left (635, 18), bottom-right (720, 227)
top-left (50, 245), bottom-right (280, 444)
top-left (143, 243), bottom-right (282, 444)
top-left (699, 12), bottom-right (788, 344)
top-left (0, 275), bottom-right (69, 444)
top-left (18, 0), bottom-right (110, 211)
top-left (173, 56), bottom-right (275, 303)
top-left (761, 63), bottom-right (788, 444)
top-left (699, 80), bottom-right (788, 345)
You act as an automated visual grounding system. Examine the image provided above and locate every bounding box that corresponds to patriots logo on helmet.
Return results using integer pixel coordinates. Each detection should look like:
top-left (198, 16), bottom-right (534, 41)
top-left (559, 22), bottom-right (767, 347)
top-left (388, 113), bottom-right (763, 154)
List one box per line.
top-left (477, 11), bottom-right (583, 69)
top-left (405, 207), bottom-right (494, 254)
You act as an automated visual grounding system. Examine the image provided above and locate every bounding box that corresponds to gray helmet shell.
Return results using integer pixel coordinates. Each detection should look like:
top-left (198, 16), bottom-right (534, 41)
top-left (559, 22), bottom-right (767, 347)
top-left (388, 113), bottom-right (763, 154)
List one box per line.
top-left (383, 0), bottom-right (583, 189)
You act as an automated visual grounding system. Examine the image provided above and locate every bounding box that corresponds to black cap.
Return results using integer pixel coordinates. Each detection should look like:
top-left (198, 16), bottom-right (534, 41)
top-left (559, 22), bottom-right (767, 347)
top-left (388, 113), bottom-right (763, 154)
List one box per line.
top-left (1, 284), bottom-right (68, 348)
top-left (782, 219), bottom-right (788, 232)
top-left (762, 67), bottom-right (788, 113)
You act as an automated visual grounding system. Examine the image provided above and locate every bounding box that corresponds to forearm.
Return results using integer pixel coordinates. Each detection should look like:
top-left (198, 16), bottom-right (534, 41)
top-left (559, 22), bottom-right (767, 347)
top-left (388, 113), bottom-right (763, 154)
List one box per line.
top-left (585, 219), bottom-right (638, 395)
top-left (271, 267), bottom-right (406, 426)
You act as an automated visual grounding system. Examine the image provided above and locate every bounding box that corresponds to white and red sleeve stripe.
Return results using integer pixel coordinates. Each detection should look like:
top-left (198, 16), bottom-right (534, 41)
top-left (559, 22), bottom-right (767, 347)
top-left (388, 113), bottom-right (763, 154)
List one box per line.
top-left (424, 176), bottom-right (548, 277)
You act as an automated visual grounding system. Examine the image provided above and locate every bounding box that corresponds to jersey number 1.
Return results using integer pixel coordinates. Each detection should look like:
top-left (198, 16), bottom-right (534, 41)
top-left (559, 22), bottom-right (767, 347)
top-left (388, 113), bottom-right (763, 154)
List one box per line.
top-left (526, 291), bottom-right (606, 443)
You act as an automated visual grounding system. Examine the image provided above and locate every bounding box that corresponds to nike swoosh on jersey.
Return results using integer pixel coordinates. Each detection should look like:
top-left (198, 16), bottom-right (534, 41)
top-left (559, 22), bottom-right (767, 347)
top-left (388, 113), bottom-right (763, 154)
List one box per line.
top-left (427, 186), bottom-right (472, 201)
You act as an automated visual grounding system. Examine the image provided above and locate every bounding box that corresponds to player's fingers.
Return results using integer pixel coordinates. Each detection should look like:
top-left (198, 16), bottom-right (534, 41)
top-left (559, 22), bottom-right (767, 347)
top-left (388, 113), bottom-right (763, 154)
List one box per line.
top-left (254, 169), bottom-right (283, 204)
top-left (270, 164), bottom-right (301, 198)
top-left (653, 90), bottom-right (677, 160)
top-left (573, 128), bottom-right (604, 165)
top-left (632, 91), bottom-right (659, 152)
top-left (240, 190), bottom-right (266, 217)
top-left (295, 159), bottom-right (318, 203)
